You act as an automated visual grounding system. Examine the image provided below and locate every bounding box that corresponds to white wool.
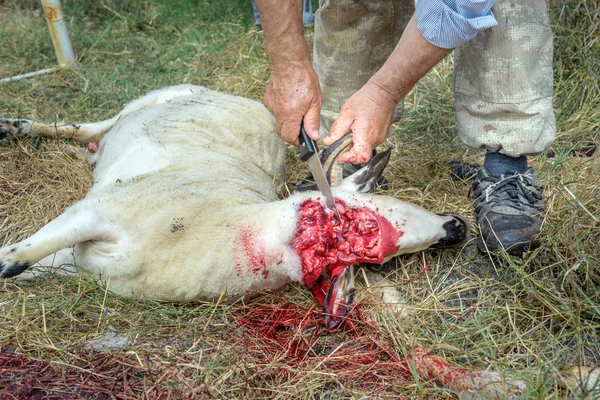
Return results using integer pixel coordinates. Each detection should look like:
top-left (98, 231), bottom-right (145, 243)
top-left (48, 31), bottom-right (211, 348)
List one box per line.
top-left (0, 85), bottom-right (464, 304)
top-left (80, 87), bottom-right (294, 301)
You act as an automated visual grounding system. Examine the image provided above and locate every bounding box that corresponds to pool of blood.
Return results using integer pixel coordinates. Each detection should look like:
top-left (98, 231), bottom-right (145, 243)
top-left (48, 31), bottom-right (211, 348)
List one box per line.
top-left (291, 199), bottom-right (403, 304)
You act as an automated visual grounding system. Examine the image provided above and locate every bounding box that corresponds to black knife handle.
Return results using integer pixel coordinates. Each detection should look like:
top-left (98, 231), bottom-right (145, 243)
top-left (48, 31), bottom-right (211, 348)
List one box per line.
top-left (298, 123), bottom-right (318, 162)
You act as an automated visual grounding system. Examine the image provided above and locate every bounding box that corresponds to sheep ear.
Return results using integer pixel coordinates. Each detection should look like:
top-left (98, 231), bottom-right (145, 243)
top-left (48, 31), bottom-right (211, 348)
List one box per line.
top-left (338, 148), bottom-right (391, 193)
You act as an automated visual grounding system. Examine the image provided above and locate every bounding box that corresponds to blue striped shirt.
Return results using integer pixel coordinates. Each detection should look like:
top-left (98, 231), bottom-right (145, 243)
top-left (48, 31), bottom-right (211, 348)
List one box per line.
top-left (415, 0), bottom-right (498, 48)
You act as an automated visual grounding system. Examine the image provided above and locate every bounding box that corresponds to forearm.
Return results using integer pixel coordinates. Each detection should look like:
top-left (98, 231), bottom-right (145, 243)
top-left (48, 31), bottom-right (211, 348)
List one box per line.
top-left (255, 0), bottom-right (322, 143)
top-left (368, 15), bottom-right (454, 104)
top-left (255, 0), bottom-right (310, 71)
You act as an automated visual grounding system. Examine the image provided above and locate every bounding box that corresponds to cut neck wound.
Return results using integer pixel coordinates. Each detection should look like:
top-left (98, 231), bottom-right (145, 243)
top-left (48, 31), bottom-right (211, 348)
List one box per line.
top-left (291, 199), bottom-right (396, 288)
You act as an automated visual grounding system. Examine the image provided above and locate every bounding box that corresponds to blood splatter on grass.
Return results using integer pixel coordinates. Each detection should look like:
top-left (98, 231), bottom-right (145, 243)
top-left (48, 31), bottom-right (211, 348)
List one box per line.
top-left (232, 296), bottom-right (415, 395)
top-left (0, 348), bottom-right (205, 399)
top-left (1, 350), bottom-right (145, 399)
top-left (232, 295), bottom-right (524, 397)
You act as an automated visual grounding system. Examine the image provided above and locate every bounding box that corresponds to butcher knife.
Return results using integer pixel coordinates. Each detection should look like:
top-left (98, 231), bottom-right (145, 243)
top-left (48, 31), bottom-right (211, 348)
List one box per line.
top-left (298, 123), bottom-right (342, 223)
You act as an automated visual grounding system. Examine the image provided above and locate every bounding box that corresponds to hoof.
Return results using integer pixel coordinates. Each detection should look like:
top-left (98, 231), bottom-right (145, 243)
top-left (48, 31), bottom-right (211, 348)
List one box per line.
top-left (0, 117), bottom-right (33, 138)
top-left (0, 260), bottom-right (31, 278)
top-left (0, 245), bottom-right (32, 278)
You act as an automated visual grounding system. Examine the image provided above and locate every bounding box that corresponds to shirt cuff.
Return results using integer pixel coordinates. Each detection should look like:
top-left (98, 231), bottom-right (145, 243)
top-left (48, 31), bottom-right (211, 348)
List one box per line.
top-left (416, 0), bottom-right (498, 49)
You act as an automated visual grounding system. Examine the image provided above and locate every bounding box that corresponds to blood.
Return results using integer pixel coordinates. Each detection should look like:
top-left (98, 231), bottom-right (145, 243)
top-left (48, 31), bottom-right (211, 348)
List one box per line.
top-left (291, 199), bottom-right (404, 300)
top-left (406, 348), bottom-right (518, 394)
top-left (86, 142), bottom-right (99, 152)
top-left (232, 297), bottom-right (414, 392)
top-left (234, 226), bottom-right (268, 278)
top-left (233, 299), bottom-right (511, 395)
top-left (233, 199), bottom-right (404, 289)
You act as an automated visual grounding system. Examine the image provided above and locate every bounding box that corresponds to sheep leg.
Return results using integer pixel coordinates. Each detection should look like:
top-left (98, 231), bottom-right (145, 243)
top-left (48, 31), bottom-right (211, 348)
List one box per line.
top-left (14, 248), bottom-right (79, 281)
top-left (0, 206), bottom-right (110, 279)
top-left (0, 116), bottom-right (119, 143)
top-left (0, 84), bottom-right (205, 144)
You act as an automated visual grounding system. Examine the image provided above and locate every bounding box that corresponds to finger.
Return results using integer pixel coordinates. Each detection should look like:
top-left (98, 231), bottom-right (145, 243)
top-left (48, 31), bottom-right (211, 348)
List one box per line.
top-left (322, 113), bottom-right (353, 146)
top-left (303, 103), bottom-right (321, 141)
top-left (337, 136), bottom-right (373, 164)
top-left (280, 119), bottom-right (301, 147)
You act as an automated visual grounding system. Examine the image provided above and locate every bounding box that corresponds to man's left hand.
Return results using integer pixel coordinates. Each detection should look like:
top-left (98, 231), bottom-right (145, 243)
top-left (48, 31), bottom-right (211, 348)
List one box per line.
top-left (322, 81), bottom-right (397, 164)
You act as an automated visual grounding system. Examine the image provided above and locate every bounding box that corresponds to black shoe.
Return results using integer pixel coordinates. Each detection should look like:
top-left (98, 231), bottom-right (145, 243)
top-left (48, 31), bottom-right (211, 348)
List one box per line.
top-left (447, 161), bottom-right (481, 182)
top-left (471, 166), bottom-right (544, 255)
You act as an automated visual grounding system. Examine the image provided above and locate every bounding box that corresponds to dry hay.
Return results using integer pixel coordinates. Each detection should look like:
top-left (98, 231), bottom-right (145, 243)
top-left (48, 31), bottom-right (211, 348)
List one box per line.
top-left (0, 0), bottom-right (599, 398)
top-left (0, 140), bottom-right (92, 245)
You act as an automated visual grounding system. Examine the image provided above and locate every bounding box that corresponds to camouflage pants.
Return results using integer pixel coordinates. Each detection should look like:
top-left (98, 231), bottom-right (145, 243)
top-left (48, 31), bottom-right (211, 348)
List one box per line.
top-left (313, 0), bottom-right (555, 157)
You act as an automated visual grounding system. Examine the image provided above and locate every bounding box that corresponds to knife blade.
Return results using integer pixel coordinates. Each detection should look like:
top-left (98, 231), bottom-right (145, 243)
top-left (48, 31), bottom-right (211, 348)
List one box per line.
top-left (298, 123), bottom-right (342, 223)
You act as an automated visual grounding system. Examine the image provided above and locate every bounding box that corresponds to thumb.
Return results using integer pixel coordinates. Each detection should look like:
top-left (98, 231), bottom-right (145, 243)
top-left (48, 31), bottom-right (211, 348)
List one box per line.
top-left (323, 113), bottom-right (353, 146)
top-left (303, 104), bottom-right (321, 142)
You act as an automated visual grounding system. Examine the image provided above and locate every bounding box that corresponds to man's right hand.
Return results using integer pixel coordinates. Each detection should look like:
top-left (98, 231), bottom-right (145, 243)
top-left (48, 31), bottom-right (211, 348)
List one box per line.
top-left (264, 62), bottom-right (322, 146)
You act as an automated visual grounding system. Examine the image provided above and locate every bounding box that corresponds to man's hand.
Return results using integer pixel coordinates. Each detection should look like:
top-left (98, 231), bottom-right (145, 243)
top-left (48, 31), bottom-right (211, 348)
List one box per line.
top-left (255, 0), bottom-right (321, 145)
top-left (322, 81), bottom-right (397, 164)
top-left (264, 62), bottom-right (322, 146)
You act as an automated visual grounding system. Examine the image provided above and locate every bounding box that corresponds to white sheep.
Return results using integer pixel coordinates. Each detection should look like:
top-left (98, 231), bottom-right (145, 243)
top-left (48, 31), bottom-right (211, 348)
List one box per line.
top-left (0, 85), bottom-right (469, 318)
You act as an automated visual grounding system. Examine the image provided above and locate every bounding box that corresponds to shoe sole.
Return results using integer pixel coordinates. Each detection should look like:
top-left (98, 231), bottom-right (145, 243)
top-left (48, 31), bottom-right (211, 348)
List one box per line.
top-left (476, 235), bottom-right (540, 256)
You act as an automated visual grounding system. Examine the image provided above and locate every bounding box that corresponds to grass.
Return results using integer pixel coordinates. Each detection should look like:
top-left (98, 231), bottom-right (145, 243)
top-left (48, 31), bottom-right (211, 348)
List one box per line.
top-left (1, 0), bottom-right (599, 398)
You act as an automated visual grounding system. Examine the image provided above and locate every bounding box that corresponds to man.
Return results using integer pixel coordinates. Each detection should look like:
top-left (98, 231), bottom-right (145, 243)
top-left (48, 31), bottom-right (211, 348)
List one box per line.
top-left (254, 0), bottom-right (554, 256)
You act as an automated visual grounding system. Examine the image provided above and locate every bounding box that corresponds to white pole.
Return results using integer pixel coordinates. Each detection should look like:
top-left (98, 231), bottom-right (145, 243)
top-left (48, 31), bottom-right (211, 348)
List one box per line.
top-left (0, 68), bottom-right (57, 84)
top-left (41, 0), bottom-right (76, 67)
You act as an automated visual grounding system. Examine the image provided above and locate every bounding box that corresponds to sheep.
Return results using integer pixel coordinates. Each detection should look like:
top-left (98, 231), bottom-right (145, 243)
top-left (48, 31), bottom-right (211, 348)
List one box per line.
top-left (2, 85), bottom-right (556, 399)
top-left (0, 84), bottom-right (468, 311)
